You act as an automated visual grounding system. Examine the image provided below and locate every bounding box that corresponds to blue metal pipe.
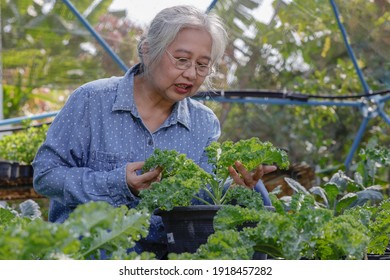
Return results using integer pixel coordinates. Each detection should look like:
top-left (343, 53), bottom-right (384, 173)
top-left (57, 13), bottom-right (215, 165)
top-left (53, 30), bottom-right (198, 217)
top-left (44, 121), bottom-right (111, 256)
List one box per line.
top-left (61, 0), bottom-right (128, 73)
top-left (378, 109), bottom-right (390, 126)
top-left (0, 111), bottom-right (59, 126)
top-left (344, 116), bottom-right (370, 168)
top-left (379, 93), bottom-right (390, 103)
top-left (206, 0), bottom-right (219, 13)
top-left (329, 0), bottom-right (371, 94)
top-left (199, 96), bottom-right (363, 108)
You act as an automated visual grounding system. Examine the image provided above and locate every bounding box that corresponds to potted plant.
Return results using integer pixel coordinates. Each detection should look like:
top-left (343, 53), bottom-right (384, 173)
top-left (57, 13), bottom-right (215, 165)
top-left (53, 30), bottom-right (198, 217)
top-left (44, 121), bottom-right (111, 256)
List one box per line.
top-left (0, 123), bottom-right (48, 182)
top-left (137, 137), bottom-right (290, 255)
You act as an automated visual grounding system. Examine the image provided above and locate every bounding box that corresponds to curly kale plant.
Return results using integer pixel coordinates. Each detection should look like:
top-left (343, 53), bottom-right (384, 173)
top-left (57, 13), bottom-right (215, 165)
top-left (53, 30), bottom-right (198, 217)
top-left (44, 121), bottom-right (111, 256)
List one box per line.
top-left (0, 201), bottom-right (152, 260)
top-left (138, 137), bottom-right (289, 211)
top-left (178, 196), bottom-right (390, 260)
top-left (0, 122), bottom-right (48, 164)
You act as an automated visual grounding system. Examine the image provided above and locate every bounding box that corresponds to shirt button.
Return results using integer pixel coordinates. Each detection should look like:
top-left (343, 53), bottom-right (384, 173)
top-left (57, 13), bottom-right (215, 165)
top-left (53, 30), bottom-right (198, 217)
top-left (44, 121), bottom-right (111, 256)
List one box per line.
top-left (147, 139), bottom-right (153, 146)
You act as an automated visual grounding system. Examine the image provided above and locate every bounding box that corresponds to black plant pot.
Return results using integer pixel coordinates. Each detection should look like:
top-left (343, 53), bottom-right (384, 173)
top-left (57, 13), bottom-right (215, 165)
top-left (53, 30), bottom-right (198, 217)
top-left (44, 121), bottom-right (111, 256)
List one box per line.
top-left (0, 160), bottom-right (20, 179)
top-left (155, 205), bottom-right (273, 259)
top-left (156, 205), bottom-right (219, 254)
top-left (0, 160), bottom-right (13, 179)
top-left (11, 162), bottom-right (20, 179)
top-left (19, 164), bottom-right (33, 178)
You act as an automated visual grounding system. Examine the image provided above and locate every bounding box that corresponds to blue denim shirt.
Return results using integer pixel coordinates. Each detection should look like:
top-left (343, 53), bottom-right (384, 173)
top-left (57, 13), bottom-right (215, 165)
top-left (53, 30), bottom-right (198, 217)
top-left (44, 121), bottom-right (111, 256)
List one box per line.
top-left (32, 64), bottom-right (220, 255)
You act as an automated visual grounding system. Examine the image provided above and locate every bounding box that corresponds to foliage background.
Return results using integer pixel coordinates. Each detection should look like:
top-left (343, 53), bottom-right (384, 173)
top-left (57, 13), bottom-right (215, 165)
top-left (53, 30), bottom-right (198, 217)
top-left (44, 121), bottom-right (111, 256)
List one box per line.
top-left (1, 0), bottom-right (389, 182)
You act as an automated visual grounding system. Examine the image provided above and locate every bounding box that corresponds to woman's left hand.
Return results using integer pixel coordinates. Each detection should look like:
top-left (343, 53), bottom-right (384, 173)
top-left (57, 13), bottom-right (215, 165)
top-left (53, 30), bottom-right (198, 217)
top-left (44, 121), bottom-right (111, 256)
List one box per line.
top-left (228, 161), bottom-right (277, 189)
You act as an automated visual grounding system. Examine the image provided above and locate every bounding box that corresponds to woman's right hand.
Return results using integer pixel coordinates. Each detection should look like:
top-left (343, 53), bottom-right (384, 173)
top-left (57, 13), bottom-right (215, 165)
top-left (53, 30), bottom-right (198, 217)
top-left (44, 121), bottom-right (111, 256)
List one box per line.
top-left (126, 162), bottom-right (162, 196)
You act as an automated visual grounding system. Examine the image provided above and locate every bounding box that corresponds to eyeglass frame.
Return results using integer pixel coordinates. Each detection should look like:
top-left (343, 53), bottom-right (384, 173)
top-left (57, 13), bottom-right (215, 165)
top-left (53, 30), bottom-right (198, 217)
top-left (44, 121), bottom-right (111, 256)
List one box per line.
top-left (165, 50), bottom-right (214, 77)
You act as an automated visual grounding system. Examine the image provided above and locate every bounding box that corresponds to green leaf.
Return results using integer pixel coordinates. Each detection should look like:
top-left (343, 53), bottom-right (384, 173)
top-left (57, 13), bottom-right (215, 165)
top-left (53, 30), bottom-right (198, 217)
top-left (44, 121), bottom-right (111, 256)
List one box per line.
top-left (244, 211), bottom-right (302, 259)
top-left (18, 199), bottom-right (42, 219)
top-left (328, 170), bottom-right (362, 193)
top-left (0, 217), bottom-right (80, 260)
top-left (0, 201), bottom-right (152, 260)
top-left (0, 208), bottom-right (17, 228)
top-left (366, 200), bottom-right (390, 254)
top-left (223, 187), bottom-right (265, 209)
top-left (64, 202), bottom-right (150, 259)
top-left (335, 193), bottom-right (357, 215)
top-left (284, 177), bottom-right (310, 194)
top-left (315, 214), bottom-right (369, 260)
top-left (169, 229), bottom-right (255, 260)
top-left (350, 189), bottom-right (383, 208)
top-left (323, 183), bottom-right (340, 209)
top-left (214, 205), bottom-right (262, 231)
top-left (309, 186), bottom-right (329, 207)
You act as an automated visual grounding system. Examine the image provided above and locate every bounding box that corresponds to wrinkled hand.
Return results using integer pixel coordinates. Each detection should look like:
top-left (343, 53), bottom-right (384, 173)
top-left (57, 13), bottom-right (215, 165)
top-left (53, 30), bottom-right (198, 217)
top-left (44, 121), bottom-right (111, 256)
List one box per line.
top-left (228, 161), bottom-right (277, 189)
top-left (126, 161), bottom-right (162, 196)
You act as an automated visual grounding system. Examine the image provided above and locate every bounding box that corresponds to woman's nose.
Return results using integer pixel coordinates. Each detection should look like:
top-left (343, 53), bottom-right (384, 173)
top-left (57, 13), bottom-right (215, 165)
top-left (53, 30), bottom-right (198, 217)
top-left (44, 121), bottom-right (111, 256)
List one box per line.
top-left (182, 64), bottom-right (197, 80)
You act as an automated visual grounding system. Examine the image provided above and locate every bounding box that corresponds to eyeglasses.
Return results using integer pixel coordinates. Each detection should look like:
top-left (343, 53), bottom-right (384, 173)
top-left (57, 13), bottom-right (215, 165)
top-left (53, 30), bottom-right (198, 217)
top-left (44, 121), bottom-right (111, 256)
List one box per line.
top-left (165, 50), bottom-right (213, 77)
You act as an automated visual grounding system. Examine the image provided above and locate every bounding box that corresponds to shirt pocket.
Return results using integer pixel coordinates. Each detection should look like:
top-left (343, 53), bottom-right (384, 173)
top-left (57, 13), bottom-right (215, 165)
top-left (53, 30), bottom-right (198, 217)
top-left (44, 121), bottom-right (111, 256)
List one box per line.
top-left (89, 150), bottom-right (133, 172)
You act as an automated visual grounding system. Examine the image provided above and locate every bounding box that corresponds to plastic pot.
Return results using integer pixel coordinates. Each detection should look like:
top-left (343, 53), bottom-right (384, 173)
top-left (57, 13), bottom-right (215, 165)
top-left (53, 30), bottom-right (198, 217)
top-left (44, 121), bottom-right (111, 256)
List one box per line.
top-left (155, 205), bottom-right (274, 259)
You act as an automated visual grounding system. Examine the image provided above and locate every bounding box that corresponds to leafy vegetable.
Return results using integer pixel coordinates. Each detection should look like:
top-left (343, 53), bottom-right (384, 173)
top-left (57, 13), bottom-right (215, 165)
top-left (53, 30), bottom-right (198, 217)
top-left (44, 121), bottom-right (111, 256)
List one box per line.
top-left (182, 195), bottom-right (383, 260)
top-left (0, 201), bottom-right (153, 260)
top-left (355, 143), bottom-right (390, 186)
top-left (347, 200), bottom-right (390, 255)
top-left (206, 138), bottom-right (290, 180)
top-left (0, 122), bottom-right (48, 164)
top-left (139, 137), bottom-right (289, 211)
top-left (169, 229), bottom-right (255, 260)
top-left (285, 170), bottom-right (384, 215)
top-left (64, 202), bottom-right (151, 259)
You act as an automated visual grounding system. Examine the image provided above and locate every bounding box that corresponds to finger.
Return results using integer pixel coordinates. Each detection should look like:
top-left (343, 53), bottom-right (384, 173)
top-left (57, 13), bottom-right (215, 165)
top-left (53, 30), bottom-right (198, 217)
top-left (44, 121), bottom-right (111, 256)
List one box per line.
top-left (228, 166), bottom-right (245, 186)
top-left (234, 161), bottom-right (248, 175)
top-left (234, 161), bottom-right (256, 187)
top-left (263, 165), bottom-right (277, 174)
top-left (138, 167), bottom-right (162, 182)
top-left (155, 166), bottom-right (163, 182)
top-left (126, 161), bottom-right (145, 172)
top-left (252, 166), bottom-right (264, 182)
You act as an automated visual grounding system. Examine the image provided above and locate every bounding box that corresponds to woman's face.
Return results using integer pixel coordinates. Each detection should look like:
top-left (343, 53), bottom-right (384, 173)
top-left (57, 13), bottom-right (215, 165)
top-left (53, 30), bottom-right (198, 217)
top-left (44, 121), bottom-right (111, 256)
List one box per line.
top-left (148, 27), bottom-right (213, 103)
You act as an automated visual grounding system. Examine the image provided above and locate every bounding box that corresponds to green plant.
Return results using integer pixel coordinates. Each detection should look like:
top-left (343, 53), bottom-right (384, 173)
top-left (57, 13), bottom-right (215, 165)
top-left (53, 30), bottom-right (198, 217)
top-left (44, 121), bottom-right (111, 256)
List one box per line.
top-left (138, 137), bottom-right (290, 211)
top-left (283, 170), bottom-right (383, 216)
top-left (167, 160), bottom-right (390, 260)
top-left (0, 200), bottom-right (154, 260)
top-left (168, 193), bottom-right (390, 260)
top-left (0, 122), bottom-right (49, 164)
top-left (353, 142), bottom-right (390, 187)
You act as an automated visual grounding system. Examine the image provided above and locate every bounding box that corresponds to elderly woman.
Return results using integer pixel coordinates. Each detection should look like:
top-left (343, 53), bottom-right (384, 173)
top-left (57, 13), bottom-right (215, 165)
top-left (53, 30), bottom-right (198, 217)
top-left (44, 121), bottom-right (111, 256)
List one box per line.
top-left (33, 5), bottom-right (275, 258)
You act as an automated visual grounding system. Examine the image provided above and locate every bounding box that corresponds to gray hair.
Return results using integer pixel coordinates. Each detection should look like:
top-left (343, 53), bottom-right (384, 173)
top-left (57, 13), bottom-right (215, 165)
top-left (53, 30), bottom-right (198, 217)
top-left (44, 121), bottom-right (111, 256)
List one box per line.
top-left (137, 5), bottom-right (228, 89)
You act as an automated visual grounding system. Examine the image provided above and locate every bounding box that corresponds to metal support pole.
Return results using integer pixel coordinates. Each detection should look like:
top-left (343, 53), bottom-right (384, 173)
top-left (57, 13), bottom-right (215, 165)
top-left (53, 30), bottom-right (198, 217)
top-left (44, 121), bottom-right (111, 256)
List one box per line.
top-left (61, 0), bottom-right (128, 73)
top-left (344, 116), bottom-right (370, 168)
top-left (198, 96), bottom-right (363, 108)
top-left (0, 111), bottom-right (59, 126)
top-left (206, 0), bottom-right (219, 13)
top-left (329, 0), bottom-right (371, 95)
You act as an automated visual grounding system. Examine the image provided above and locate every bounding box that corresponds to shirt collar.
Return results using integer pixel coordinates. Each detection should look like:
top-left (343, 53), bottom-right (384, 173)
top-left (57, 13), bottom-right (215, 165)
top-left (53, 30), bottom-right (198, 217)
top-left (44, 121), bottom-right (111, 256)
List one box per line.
top-left (112, 63), bottom-right (191, 130)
